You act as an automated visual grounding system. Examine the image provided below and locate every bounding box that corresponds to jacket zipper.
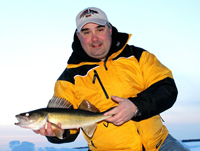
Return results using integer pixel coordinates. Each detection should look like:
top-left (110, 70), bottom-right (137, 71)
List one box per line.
top-left (93, 70), bottom-right (109, 99)
top-left (104, 57), bottom-right (108, 70)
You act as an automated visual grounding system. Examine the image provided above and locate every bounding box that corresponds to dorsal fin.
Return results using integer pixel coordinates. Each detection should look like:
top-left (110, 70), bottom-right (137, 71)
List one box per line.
top-left (47, 97), bottom-right (73, 109)
top-left (78, 99), bottom-right (100, 113)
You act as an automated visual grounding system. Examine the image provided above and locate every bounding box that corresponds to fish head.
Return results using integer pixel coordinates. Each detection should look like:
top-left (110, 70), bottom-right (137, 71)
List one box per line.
top-left (15, 109), bottom-right (48, 130)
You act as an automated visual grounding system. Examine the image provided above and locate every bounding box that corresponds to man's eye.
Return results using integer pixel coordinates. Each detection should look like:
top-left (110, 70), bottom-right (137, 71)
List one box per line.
top-left (98, 28), bottom-right (104, 32)
top-left (83, 31), bottom-right (90, 35)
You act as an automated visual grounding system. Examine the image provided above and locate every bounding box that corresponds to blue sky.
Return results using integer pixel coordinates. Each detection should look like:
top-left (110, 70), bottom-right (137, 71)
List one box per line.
top-left (1, 0), bottom-right (200, 150)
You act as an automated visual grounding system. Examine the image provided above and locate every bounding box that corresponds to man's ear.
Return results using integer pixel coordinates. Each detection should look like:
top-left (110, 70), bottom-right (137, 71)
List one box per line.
top-left (110, 27), bottom-right (112, 35)
top-left (76, 31), bottom-right (80, 40)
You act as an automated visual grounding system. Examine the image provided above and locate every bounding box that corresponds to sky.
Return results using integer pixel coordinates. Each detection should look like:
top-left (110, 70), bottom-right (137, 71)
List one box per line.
top-left (0, 0), bottom-right (200, 150)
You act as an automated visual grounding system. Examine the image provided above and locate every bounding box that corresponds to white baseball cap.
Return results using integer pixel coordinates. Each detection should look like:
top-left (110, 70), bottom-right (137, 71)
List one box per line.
top-left (76, 7), bottom-right (109, 33)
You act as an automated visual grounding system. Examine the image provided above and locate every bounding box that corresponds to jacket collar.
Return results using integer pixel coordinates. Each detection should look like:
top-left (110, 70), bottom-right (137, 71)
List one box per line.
top-left (67, 26), bottom-right (131, 66)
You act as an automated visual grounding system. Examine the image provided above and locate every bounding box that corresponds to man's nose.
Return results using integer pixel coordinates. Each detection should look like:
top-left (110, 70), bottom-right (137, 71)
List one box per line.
top-left (91, 33), bottom-right (99, 41)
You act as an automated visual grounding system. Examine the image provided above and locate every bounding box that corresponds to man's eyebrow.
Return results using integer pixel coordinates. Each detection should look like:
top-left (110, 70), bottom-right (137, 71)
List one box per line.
top-left (96, 25), bottom-right (105, 28)
top-left (80, 25), bottom-right (105, 32)
top-left (80, 28), bottom-right (89, 32)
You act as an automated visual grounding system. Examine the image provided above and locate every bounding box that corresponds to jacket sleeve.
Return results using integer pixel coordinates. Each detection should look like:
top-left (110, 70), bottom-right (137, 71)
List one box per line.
top-left (129, 49), bottom-right (178, 121)
top-left (46, 129), bottom-right (80, 144)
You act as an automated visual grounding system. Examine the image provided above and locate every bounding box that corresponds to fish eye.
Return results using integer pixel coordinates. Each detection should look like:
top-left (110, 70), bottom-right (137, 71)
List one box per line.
top-left (25, 113), bottom-right (29, 116)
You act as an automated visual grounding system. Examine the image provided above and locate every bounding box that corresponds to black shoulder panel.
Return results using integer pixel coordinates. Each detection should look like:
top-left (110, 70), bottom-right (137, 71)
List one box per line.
top-left (129, 45), bottom-right (146, 62)
top-left (57, 65), bottom-right (99, 84)
top-left (113, 45), bottom-right (146, 62)
top-left (57, 68), bottom-right (75, 84)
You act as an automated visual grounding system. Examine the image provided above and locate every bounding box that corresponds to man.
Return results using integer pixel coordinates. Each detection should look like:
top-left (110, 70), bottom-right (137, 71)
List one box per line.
top-left (34, 7), bottom-right (190, 151)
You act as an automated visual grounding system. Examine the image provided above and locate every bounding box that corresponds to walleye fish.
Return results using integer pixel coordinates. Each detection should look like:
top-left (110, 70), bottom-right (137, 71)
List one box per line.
top-left (15, 97), bottom-right (112, 139)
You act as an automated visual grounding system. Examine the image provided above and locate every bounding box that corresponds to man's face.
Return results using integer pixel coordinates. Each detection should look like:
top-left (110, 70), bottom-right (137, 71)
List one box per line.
top-left (77, 23), bottom-right (112, 61)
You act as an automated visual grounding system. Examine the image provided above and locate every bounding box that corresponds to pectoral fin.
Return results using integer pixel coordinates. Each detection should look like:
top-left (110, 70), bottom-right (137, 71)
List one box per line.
top-left (82, 123), bottom-right (97, 138)
top-left (51, 123), bottom-right (64, 139)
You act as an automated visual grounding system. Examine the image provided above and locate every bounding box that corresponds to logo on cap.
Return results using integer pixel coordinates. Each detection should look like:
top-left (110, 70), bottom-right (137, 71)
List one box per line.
top-left (80, 9), bottom-right (98, 18)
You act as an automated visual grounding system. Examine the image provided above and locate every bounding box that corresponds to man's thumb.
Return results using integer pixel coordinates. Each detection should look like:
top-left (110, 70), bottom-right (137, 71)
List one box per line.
top-left (111, 95), bottom-right (122, 103)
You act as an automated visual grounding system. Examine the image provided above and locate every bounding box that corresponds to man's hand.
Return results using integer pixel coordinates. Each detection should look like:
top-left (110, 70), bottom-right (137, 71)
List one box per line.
top-left (33, 122), bottom-right (64, 137)
top-left (104, 95), bottom-right (137, 126)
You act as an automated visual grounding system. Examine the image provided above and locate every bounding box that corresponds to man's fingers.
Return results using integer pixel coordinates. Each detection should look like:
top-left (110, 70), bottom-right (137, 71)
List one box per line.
top-left (104, 106), bottom-right (119, 116)
top-left (106, 113), bottom-right (124, 126)
top-left (33, 130), bottom-right (40, 134)
top-left (40, 125), bottom-right (46, 136)
top-left (105, 107), bottom-right (123, 123)
top-left (57, 123), bottom-right (61, 128)
top-left (104, 96), bottom-right (137, 126)
top-left (47, 123), bottom-right (53, 136)
top-left (33, 123), bottom-right (63, 137)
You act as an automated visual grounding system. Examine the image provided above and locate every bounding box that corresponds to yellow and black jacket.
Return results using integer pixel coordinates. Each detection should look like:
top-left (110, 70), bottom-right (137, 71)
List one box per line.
top-left (47, 26), bottom-right (178, 151)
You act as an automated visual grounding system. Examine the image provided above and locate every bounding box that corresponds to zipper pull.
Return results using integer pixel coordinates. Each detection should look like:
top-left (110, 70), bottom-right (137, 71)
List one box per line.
top-left (93, 71), bottom-right (97, 83)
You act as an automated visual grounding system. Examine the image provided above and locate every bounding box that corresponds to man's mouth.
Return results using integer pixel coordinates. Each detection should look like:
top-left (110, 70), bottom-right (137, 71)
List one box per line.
top-left (91, 42), bottom-right (102, 48)
top-left (92, 44), bottom-right (101, 48)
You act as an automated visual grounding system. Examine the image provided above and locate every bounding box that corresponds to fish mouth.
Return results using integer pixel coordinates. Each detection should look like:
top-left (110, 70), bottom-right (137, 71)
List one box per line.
top-left (15, 115), bottom-right (30, 125)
